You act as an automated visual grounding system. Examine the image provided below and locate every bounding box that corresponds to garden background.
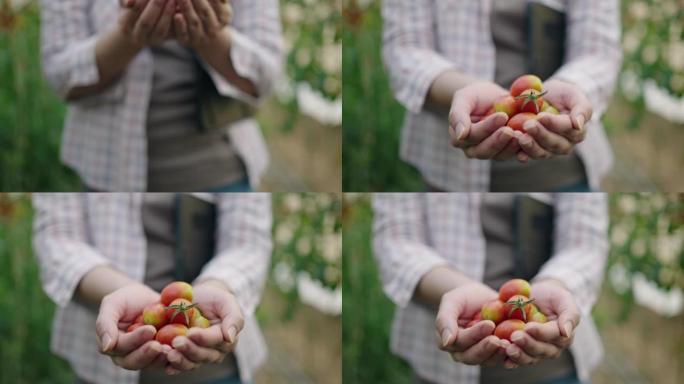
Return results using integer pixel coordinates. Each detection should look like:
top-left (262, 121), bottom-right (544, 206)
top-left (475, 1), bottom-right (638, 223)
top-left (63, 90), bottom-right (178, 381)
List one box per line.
top-left (342, 0), bottom-right (684, 192)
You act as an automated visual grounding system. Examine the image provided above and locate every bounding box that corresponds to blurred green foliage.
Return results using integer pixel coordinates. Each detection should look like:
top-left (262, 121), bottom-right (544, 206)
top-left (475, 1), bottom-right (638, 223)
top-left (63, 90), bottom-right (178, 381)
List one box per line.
top-left (341, 2), bottom-right (423, 192)
top-left (341, 194), bottom-right (412, 383)
top-left (0, 4), bottom-right (79, 191)
top-left (0, 194), bottom-right (74, 384)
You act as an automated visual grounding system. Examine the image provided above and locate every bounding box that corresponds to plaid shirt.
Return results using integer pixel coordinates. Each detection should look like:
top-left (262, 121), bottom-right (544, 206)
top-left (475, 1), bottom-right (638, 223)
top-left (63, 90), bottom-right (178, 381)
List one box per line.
top-left (382, 0), bottom-right (622, 191)
top-left (373, 193), bottom-right (608, 384)
top-left (40, 0), bottom-right (283, 191)
top-left (32, 193), bottom-right (273, 384)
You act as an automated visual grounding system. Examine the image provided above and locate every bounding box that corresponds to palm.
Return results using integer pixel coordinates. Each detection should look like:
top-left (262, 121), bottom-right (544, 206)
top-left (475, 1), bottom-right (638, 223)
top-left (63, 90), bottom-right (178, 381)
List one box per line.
top-left (542, 80), bottom-right (579, 114)
top-left (108, 285), bottom-right (160, 328)
top-left (444, 284), bottom-right (498, 327)
top-left (530, 283), bottom-right (567, 322)
top-left (191, 284), bottom-right (238, 323)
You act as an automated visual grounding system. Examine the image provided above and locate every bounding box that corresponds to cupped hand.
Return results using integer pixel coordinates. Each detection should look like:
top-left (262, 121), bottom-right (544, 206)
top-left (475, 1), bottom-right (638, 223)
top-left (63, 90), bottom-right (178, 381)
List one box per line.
top-left (163, 280), bottom-right (243, 375)
top-left (448, 82), bottom-right (521, 161)
top-left (119, 0), bottom-right (177, 47)
top-left (95, 283), bottom-right (171, 370)
top-left (516, 79), bottom-right (592, 160)
top-left (435, 283), bottom-right (509, 366)
top-left (504, 279), bottom-right (580, 367)
top-left (173, 0), bottom-right (233, 48)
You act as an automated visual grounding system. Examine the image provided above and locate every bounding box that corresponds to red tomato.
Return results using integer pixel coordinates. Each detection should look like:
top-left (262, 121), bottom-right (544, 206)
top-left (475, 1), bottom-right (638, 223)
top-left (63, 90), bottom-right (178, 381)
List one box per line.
top-left (127, 323), bottom-right (145, 333)
top-left (541, 100), bottom-right (559, 115)
top-left (515, 89), bottom-right (546, 114)
top-left (480, 299), bottom-right (506, 325)
top-left (503, 295), bottom-right (537, 322)
top-left (155, 324), bottom-right (188, 346)
top-left (190, 315), bottom-right (211, 329)
top-left (165, 298), bottom-right (197, 326)
top-left (507, 113), bottom-right (538, 132)
top-left (494, 319), bottom-right (526, 341)
top-left (510, 74), bottom-right (543, 97)
top-left (160, 281), bottom-right (193, 306)
top-left (492, 95), bottom-right (517, 117)
top-left (498, 279), bottom-right (531, 302)
top-left (143, 303), bottom-right (168, 329)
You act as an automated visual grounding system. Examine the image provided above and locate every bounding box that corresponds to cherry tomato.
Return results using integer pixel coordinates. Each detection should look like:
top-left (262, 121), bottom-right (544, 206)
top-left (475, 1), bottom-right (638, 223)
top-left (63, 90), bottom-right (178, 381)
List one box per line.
top-left (494, 319), bottom-right (526, 341)
top-left (510, 74), bottom-right (543, 97)
top-left (160, 281), bottom-right (193, 306)
top-left (155, 324), bottom-right (188, 346)
top-left (507, 113), bottom-right (538, 132)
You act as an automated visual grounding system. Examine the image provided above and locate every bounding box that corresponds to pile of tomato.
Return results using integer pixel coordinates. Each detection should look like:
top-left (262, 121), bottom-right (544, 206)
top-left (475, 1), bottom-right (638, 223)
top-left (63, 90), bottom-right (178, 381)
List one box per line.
top-left (487, 74), bottom-right (559, 132)
top-left (128, 281), bottom-right (211, 346)
top-left (467, 278), bottom-right (548, 341)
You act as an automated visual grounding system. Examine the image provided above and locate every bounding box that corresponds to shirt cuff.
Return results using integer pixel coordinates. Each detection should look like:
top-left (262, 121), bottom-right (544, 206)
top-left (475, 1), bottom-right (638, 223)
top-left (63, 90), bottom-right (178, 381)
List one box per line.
top-left (397, 54), bottom-right (455, 114)
top-left (44, 246), bottom-right (110, 308)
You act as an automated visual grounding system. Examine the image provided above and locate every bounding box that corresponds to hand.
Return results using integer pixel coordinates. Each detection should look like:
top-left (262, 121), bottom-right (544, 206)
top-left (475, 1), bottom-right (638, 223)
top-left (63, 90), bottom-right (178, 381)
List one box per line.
top-left (119, 0), bottom-right (177, 47)
top-left (163, 280), bottom-right (244, 375)
top-left (95, 283), bottom-right (171, 370)
top-left (504, 279), bottom-right (580, 368)
top-left (435, 283), bottom-right (510, 366)
top-left (173, 0), bottom-right (233, 48)
top-left (449, 82), bottom-right (521, 161)
top-left (515, 79), bottom-right (592, 160)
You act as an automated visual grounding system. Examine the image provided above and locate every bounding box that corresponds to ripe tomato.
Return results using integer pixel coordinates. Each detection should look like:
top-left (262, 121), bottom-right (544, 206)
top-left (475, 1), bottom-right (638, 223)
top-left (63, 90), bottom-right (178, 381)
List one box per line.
top-left (190, 315), bottom-right (211, 329)
top-left (133, 313), bottom-right (144, 324)
top-left (498, 279), bottom-right (531, 302)
top-left (515, 89), bottom-right (546, 114)
top-left (127, 323), bottom-right (145, 333)
top-left (494, 319), bottom-right (525, 341)
top-left (541, 100), bottom-right (559, 115)
top-left (155, 324), bottom-right (188, 346)
top-left (504, 295), bottom-right (537, 322)
top-left (529, 311), bottom-right (548, 323)
top-left (507, 113), bottom-right (538, 132)
top-left (160, 281), bottom-right (193, 306)
top-left (143, 303), bottom-right (168, 329)
top-left (481, 299), bottom-right (506, 325)
top-left (510, 74), bottom-right (543, 97)
top-left (492, 95), bottom-right (517, 117)
top-left (166, 298), bottom-right (197, 326)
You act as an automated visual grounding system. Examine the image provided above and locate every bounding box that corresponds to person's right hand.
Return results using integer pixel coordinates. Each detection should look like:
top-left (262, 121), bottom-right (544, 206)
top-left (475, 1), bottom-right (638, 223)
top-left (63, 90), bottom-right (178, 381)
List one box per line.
top-left (448, 82), bottom-right (520, 161)
top-left (119, 0), bottom-right (177, 48)
top-left (95, 283), bottom-right (171, 370)
top-left (435, 282), bottom-right (510, 366)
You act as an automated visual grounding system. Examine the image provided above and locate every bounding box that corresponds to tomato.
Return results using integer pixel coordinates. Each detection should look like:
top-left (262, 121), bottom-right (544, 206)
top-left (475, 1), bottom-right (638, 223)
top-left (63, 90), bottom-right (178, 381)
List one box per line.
top-left (510, 75), bottom-right (543, 97)
top-left (165, 298), bottom-right (197, 326)
top-left (127, 323), bottom-right (145, 333)
top-left (143, 303), bottom-right (168, 329)
top-left (498, 279), bottom-right (531, 302)
top-left (481, 299), bottom-right (506, 325)
top-left (494, 319), bottom-right (526, 341)
top-left (160, 281), bottom-right (193, 306)
top-left (504, 295), bottom-right (537, 322)
top-left (515, 89), bottom-right (546, 114)
top-left (133, 313), bottom-right (144, 324)
top-left (493, 95), bottom-right (517, 118)
top-left (155, 324), bottom-right (188, 346)
top-left (529, 311), bottom-right (548, 323)
top-left (541, 100), bottom-right (559, 115)
top-left (507, 113), bottom-right (538, 132)
top-left (190, 315), bottom-right (211, 329)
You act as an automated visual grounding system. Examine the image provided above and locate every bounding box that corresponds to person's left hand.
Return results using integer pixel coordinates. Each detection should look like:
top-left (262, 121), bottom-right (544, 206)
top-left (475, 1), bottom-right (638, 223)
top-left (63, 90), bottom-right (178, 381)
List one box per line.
top-left (503, 279), bottom-right (580, 369)
top-left (173, 0), bottom-right (233, 49)
top-left (163, 279), bottom-right (244, 375)
top-left (514, 79), bottom-right (592, 161)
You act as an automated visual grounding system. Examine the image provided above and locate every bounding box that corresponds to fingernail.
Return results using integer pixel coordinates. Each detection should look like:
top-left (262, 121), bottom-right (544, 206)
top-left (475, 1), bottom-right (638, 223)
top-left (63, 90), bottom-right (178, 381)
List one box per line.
top-left (575, 115), bottom-right (585, 131)
top-left (441, 329), bottom-right (452, 347)
top-left (102, 334), bottom-right (113, 352)
top-left (227, 326), bottom-right (238, 344)
top-left (172, 337), bottom-right (185, 349)
top-left (511, 332), bottom-right (524, 343)
top-left (454, 123), bottom-right (465, 140)
top-left (523, 121), bottom-right (536, 132)
top-left (564, 322), bottom-right (573, 337)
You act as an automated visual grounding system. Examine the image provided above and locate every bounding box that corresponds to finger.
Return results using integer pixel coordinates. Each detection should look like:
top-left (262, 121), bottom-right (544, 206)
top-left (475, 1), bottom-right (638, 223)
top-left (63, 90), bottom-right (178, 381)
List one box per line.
top-left (510, 330), bottom-right (561, 359)
top-left (556, 302), bottom-right (581, 339)
top-left (209, 0), bottom-right (232, 26)
top-left (493, 134), bottom-right (521, 161)
top-left (172, 336), bottom-right (225, 364)
top-left (218, 296), bottom-right (244, 345)
top-left (152, 0), bottom-right (176, 41)
top-left (132, 0), bottom-right (166, 43)
top-left (452, 112), bottom-right (508, 148)
top-left (448, 93), bottom-right (479, 143)
top-left (569, 99), bottom-right (593, 132)
top-left (179, 0), bottom-right (205, 41)
top-left (524, 321), bottom-right (569, 349)
top-left (111, 341), bottom-right (165, 370)
top-left (516, 150), bottom-right (529, 163)
top-left (193, 0), bottom-right (221, 37)
top-left (174, 13), bottom-right (190, 44)
top-left (463, 126), bottom-right (515, 159)
top-left (187, 325), bottom-right (234, 353)
top-left (523, 119), bottom-right (573, 155)
top-left (536, 113), bottom-right (584, 144)
top-left (166, 348), bottom-right (199, 372)
top-left (150, 344), bottom-right (173, 369)
top-left (109, 325), bottom-right (157, 356)
top-left (444, 320), bottom-right (496, 353)
top-left (95, 296), bottom-right (125, 354)
top-left (505, 343), bottom-right (539, 366)
top-left (121, 0), bottom-right (136, 8)
top-left (120, 0), bottom-right (149, 34)
top-left (513, 131), bottom-right (552, 160)
top-left (482, 339), bottom-right (510, 367)
top-left (435, 295), bottom-right (463, 348)
top-left (451, 335), bottom-right (502, 365)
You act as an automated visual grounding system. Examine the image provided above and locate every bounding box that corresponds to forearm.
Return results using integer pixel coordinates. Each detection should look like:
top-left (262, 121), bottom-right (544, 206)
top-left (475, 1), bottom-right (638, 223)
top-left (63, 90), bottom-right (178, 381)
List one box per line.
top-left (426, 70), bottom-right (479, 109)
top-left (77, 265), bottom-right (138, 306)
top-left (414, 265), bottom-right (475, 309)
top-left (66, 27), bottom-right (142, 100)
top-left (195, 30), bottom-right (258, 97)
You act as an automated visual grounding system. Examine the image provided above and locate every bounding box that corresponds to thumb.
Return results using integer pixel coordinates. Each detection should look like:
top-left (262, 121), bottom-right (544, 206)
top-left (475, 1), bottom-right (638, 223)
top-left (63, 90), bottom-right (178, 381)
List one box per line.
top-left (555, 296), bottom-right (580, 339)
top-left (569, 96), bottom-right (593, 132)
top-left (449, 93), bottom-right (476, 142)
top-left (218, 294), bottom-right (245, 345)
top-left (95, 297), bottom-right (123, 353)
top-left (435, 298), bottom-right (462, 349)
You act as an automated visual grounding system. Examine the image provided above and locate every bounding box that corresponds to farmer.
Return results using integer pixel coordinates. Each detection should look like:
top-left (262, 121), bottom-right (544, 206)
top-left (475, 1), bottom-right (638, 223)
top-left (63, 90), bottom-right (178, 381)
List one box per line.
top-left (382, 0), bottom-right (622, 191)
top-left (373, 193), bottom-right (608, 384)
top-left (41, 0), bottom-right (283, 191)
top-left (32, 193), bottom-right (272, 384)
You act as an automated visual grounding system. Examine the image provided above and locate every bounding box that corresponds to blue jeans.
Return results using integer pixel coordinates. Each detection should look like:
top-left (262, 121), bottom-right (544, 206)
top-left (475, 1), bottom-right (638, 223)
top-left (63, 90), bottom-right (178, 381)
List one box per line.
top-left (538, 372), bottom-right (588, 384)
top-left (208, 177), bottom-right (252, 192)
top-left (552, 179), bottom-right (592, 192)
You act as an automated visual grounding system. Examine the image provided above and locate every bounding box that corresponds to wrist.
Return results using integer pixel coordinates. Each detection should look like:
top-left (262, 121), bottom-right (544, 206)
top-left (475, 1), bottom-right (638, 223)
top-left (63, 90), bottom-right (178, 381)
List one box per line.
top-left (193, 28), bottom-right (230, 58)
top-left (195, 278), bottom-right (234, 294)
